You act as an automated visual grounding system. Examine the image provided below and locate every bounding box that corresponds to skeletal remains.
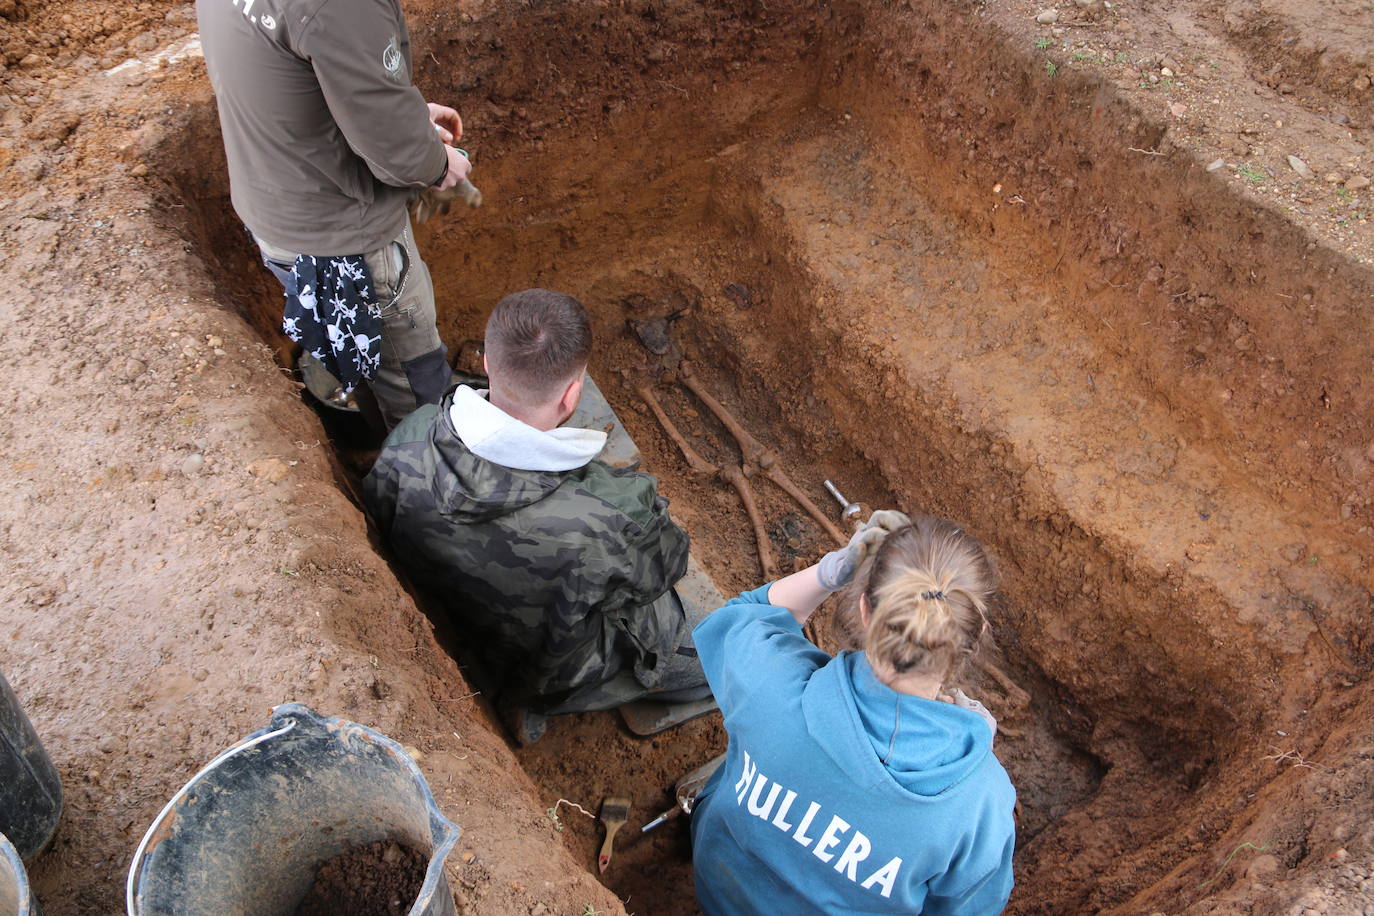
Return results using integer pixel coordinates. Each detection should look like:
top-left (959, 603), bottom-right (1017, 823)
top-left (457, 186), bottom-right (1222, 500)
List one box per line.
top-left (631, 346), bottom-right (1030, 733)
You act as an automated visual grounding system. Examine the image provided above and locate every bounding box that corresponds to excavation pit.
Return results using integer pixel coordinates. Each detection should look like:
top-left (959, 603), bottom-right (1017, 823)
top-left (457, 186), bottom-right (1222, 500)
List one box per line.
top-left (20, 0), bottom-right (1372, 912)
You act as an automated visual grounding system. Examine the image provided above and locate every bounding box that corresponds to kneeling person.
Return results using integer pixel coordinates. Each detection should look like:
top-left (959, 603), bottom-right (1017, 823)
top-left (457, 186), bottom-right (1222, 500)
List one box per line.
top-left (364, 289), bottom-right (710, 741)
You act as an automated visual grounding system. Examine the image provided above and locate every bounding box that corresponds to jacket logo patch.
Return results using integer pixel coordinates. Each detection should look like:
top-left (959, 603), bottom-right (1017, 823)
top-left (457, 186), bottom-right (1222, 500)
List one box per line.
top-left (381, 36), bottom-right (403, 81)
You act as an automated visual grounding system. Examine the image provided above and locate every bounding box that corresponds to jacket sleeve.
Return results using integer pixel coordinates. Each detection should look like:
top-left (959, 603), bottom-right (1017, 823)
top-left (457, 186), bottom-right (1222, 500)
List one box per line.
top-left (298, 0), bottom-right (448, 189)
top-left (693, 586), bottom-right (832, 719)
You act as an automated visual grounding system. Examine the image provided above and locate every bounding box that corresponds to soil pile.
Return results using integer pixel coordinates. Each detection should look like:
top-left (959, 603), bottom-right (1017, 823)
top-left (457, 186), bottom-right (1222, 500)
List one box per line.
top-left (294, 840), bottom-right (429, 916)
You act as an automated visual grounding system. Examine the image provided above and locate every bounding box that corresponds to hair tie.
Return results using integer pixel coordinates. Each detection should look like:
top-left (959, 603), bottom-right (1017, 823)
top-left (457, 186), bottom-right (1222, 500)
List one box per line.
top-left (921, 590), bottom-right (945, 601)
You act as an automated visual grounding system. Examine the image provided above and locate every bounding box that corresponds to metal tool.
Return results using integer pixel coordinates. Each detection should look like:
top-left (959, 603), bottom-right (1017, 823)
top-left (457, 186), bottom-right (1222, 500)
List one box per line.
top-left (640, 804), bottom-right (682, 834)
top-left (641, 753), bottom-right (726, 834)
top-left (824, 480), bottom-right (864, 527)
top-left (597, 796), bottom-right (631, 873)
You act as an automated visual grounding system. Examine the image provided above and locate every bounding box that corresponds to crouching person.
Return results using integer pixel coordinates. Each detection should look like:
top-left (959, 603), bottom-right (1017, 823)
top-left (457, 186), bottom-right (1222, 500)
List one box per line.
top-left (364, 289), bottom-right (712, 744)
top-left (690, 512), bottom-right (1015, 915)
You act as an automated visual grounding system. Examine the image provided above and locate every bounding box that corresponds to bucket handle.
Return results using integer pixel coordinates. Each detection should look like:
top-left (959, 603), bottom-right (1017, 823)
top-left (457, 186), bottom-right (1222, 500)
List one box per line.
top-left (125, 718), bottom-right (298, 916)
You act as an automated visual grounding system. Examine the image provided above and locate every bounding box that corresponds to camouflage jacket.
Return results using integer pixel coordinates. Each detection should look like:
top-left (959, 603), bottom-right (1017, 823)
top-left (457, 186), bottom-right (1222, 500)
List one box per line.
top-left (364, 396), bottom-right (690, 711)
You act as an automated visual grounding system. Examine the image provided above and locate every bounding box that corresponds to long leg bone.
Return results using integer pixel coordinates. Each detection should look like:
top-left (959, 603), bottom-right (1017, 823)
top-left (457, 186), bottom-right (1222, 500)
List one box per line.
top-left (721, 465), bottom-right (777, 580)
top-left (757, 454), bottom-right (848, 547)
top-left (635, 385), bottom-right (714, 476)
top-left (675, 362), bottom-right (847, 546)
top-left (675, 362), bottom-right (768, 465)
top-left (975, 658), bottom-right (1032, 716)
top-left (636, 383), bottom-right (777, 580)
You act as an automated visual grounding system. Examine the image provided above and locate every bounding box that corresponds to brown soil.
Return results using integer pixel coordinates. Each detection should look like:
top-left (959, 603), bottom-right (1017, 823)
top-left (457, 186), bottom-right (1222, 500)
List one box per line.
top-left (294, 840), bottom-right (428, 916)
top-left (3, 0), bottom-right (1374, 914)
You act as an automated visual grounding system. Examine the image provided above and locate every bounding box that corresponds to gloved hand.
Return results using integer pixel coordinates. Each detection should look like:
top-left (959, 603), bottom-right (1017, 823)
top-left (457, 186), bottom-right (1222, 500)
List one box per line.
top-left (942, 688), bottom-right (998, 740)
top-left (815, 509), bottom-right (912, 591)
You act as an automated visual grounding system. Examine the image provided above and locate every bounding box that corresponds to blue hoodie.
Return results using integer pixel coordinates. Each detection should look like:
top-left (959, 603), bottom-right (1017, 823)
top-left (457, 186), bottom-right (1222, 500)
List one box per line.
top-left (690, 585), bottom-right (1015, 915)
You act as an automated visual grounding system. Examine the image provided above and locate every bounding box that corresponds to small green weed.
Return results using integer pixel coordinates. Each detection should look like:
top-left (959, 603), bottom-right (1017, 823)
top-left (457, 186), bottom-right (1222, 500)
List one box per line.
top-left (1045, 59), bottom-right (1058, 77)
top-left (1198, 842), bottom-right (1271, 890)
top-left (1237, 164), bottom-right (1267, 183)
top-left (1336, 186), bottom-right (1352, 201)
top-left (1071, 50), bottom-right (1096, 62)
top-left (1034, 37), bottom-right (1053, 50)
top-left (1114, 51), bottom-right (1131, 64)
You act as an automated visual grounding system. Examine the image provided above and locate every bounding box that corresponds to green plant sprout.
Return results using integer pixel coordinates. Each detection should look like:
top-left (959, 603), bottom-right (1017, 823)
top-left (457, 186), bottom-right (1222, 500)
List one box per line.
top-left (1198, 842), bottom-right (1272, 890)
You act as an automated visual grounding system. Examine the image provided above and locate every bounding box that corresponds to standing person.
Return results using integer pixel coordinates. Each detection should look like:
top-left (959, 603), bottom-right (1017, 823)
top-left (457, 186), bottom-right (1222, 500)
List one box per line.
top-left (197, 0), bottom-right (472, 428)
top-left (690, 512), bottom-right (1016, 915)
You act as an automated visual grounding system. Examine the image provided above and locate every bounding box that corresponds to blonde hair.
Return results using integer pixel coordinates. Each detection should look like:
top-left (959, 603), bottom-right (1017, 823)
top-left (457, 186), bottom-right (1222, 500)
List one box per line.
top-left (839, 516), bottom-right (996, 682)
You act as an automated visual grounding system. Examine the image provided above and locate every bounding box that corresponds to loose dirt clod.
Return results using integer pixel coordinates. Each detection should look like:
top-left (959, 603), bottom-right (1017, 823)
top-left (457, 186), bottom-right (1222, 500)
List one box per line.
top-left (293, 840), bottom-right (428, 916)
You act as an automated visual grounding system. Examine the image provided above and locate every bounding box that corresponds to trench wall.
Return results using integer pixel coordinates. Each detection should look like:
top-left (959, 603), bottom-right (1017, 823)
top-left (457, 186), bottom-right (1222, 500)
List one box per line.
top-left (143, 0), bottom-right (1374, 911)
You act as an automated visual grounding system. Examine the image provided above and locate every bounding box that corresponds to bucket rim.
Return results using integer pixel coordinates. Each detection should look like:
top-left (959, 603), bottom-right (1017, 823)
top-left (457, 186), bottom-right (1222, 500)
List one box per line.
top-left (126, 703), bottom-right (461, 916)
top-left (0, 830), bottom-right (35, 916)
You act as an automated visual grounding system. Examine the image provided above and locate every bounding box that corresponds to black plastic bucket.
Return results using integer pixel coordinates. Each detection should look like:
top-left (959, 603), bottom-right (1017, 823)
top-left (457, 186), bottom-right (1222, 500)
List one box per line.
top-left (0, 670), bottom-right (63, 862)
top-left (0, 831), bottom-right (42, 916)
top-left (126, 704), bottom-right (460, 916)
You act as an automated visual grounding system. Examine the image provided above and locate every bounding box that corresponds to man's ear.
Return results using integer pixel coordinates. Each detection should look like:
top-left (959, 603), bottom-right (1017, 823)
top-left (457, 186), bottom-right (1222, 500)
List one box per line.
top-left (482, 353), bottom-right (489, 377)
top-left (859, 592), bottom-right (872, 629)
top-left (558, 373), bottom-right (584, 419)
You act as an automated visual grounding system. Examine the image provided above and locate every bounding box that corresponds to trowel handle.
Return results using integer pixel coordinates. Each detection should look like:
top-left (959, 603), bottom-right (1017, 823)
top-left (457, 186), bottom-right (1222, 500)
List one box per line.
top-left (456, 178), bottom-right (483, 208)
top-left (823, 480), bottom-right (865, 530)
top-left (640, 805), bottom-right (683, 834)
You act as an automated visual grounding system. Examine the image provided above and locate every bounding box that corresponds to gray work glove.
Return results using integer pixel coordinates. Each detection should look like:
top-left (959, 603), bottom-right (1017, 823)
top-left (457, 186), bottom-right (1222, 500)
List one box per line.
top-left (815, 509), bottom-right (912, 591)
top-left (944, 688), bottom-right (998, 740)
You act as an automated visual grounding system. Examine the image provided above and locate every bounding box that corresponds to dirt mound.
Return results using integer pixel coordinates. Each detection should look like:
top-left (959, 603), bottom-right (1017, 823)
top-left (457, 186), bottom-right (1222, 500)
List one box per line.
top-left (1, 0), bottom-right (1372, 913)
top-left (295, 841), bottom-right (428, 916)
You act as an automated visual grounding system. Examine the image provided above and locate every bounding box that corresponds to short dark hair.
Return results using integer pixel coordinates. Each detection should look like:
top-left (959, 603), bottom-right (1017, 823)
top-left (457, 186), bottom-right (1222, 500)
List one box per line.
top-left (484, 289), bottom-right (593, 405)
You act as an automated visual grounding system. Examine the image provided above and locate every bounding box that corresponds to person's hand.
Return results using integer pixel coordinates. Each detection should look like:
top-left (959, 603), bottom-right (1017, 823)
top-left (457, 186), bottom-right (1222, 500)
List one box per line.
top-left (437, 145), bottom-right (472, 191)
top-left (427, 102), bottom-right (463, 144)
top-left (940, 688), bottom-right (998, 738)
top-left (815, 509), bottom-right (911, 591)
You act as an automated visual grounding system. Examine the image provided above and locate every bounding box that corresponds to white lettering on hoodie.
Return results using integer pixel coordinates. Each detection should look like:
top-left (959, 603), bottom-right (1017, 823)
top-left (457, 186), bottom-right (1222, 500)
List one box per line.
top-left (731, 749), bottom-right (904, 899)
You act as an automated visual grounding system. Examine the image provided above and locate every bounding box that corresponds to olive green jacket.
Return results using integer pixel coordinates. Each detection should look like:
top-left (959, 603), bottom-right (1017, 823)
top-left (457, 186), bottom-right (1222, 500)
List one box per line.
top-left (197, 0), bottom-right (448, 255)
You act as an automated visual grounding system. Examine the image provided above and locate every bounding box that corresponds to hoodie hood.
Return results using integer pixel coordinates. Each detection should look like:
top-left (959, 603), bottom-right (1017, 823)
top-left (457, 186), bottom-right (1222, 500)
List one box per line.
top-left (428, 387), bottom-right (602, 523)
top-left (448, 385), bottom-right (607, 472)
top-left (802, 651), bottom-right (993, 799)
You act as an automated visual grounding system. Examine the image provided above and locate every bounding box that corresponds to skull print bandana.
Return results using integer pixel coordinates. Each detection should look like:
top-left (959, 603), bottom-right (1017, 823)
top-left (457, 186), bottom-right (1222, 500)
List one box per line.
top-left (280, 254), bottom-right (384, 396)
